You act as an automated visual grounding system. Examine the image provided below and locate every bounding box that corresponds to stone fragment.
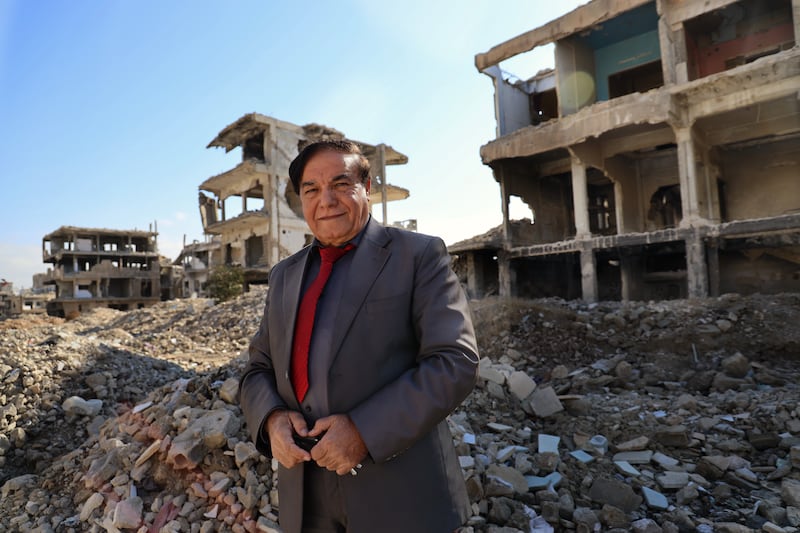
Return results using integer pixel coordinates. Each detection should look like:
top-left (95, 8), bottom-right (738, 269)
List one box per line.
top-left (218, 377), bottom-right (239, 404)
top-left (538, 434), bottom-right (560, 454)
top-left (641, 486), bottom-right (668, 509)
top-left (486, 422), bottom-right (513, 432)
top-left (652, 452), bottom-right (680, 469)
top-left (113, 496), bottom-right (143, 529)
top-left (712, 373), bottom-right (748, 391)
top-left (616, 436), bottom-right (649, 451)
top-left (747, 430), bottom-right (780, 450)
top-left (614, 450), bottom-right (653, 464)
top-left (62, 396), bottom-right (103, 416)
top-left (653, 426), bottom-right (690, 447)
top-left (572, 507), bottom-right (600, 531)
top-left (528, 386), bottom-right (563, 418)
top-left (507, 371), bottom-right (536, 400)
top-left (85, 449), bottom-right (123, 489)
top-left (167, 409), bottom-right (241, 469)
top-left (675, 483), bottom-right (699, 505)
top-left (570, 450), bottom-right (594, 463)
top-left (782, 479), bottom-right (800, 507)
top-left (233, 440), bottom-right (260, 468)
top-left (486, 464), bottom-right (527, 494)
top-left (600, 503), bottom-right (629, 528)
top-left (79, 492), bottom-right (104, 521)
top-left (478, 359), bottom-right (505, 385)
top-left (256, 516), bottom-right (281, 532)
top-left (588, 477), bottom-right (643, 513)
top-left (631, 518), bottom-right (663, 533)
top-left (526, 472), bottom-right (562, 490)
top-left (656, 471), bottom-right (689, 490)
top-left (714, 523), bottom-right (755, 533)
top-left (762, 522), bottom-right (787, 533)
top-left (615, 460), bottom-right (640, 477)
top-left (787, 506), bottom-right (800, 527)
top-left (721, 352), bottom-right (750, 378)
top-left (135, 439), bottom-right (162, 467)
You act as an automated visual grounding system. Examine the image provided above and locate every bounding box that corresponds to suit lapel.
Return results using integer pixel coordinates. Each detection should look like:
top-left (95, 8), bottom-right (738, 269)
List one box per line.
top-left (277, 247), bottom-right (311, 402)
top-left (329, 219), bottom-right (391, 359)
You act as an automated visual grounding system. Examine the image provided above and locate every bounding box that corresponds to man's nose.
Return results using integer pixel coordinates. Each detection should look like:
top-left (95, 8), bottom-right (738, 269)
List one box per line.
top-left (321, 186), bottom-right (337, 205)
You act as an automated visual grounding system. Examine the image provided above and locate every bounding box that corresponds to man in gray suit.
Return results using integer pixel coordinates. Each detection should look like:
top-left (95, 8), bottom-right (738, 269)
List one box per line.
top-left (239, 140), bottom-right (479, 533)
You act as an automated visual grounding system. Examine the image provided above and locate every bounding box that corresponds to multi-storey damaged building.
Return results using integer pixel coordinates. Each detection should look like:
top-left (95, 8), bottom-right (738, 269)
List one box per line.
top-left (457, 0), bottom-right (800, 302)
top-left (188, 113), bottom-right (409, 293)
top-left (41, 226), bottom-right (161, 317)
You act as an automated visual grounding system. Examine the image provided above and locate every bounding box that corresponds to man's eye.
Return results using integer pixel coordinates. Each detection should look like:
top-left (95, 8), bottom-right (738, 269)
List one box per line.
top-left (335, 182), bottom-right (350, 190)
top-left (304, 188), bottom-right (318, 195)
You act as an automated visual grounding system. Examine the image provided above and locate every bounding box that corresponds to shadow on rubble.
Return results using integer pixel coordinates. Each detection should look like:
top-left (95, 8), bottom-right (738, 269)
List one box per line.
top-left (1, 338), bottom-right (243, 487)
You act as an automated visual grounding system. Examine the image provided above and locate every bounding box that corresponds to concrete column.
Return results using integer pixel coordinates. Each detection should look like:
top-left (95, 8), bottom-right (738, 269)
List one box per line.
top-left (793, 0), bottom-right (800, 45)
top-left (675, 127), bottom-right (699, 226)
top-left (685, 231), bottom-right (709, 298)
top-left (570, 157), bottom-right (591, 238)
top-left (497, 168), bottom-right (511, 247)
top-left (579, 243), bottom-right (598, 303)
top-left (497, 250), bottom-right (512, 298)
top-left (466, 252), bottom-right (483, 299)
top-left (707, 237), bottom-right (720, 297)
top-left (619, 251), bottom-right (637, 302)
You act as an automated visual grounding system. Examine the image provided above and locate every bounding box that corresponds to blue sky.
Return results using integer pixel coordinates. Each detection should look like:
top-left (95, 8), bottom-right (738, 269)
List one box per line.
top-left (0, 1), bottom-right (583, 291)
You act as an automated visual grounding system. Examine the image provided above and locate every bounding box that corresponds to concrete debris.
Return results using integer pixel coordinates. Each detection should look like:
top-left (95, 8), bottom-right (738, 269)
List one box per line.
top-left (0, 290), bottom-right (799, 532)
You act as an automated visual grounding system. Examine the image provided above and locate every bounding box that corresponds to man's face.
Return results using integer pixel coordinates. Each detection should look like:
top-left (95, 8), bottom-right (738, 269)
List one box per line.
top-left (299, 149), bottom-right (371, 247)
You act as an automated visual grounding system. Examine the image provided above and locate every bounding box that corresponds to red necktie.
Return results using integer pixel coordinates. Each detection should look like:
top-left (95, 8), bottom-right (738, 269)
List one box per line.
top-left (291, 244), bottom-right (354, 402)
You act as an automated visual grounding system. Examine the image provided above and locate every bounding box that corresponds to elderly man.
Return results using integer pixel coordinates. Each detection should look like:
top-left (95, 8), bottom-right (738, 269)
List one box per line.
top-left (239, 140), bottom-right (479, 533)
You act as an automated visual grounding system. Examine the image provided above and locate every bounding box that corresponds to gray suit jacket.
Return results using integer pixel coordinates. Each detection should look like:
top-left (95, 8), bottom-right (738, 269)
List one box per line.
top-left (239, 218), bottom-right (479, 533)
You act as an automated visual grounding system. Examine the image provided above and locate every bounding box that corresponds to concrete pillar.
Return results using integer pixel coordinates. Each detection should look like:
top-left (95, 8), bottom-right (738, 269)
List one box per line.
top-left (685, 231), bottom-right (709, 298)
top-left (707, 237), bottom-right (720, 297)
top-left (497, 250), bottom-right (512, 298)
top-left (570, 157), bottom-right (591, 238)
top-left (619, 251), bottom-right (637, 301)
top-left (675, 127), bottom-right (699, 225)
top-left (579, 243), bottom-right (598, 303)
top-left (793, 0), bottom-right (800, 45)
top-left (497, 167), bottom-right (511, 246)
top-left (466, 252), bottom-right (483, 299)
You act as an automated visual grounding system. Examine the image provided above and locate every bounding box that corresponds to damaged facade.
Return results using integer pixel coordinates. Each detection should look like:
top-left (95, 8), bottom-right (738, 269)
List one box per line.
top-left (460, 0), bottom-right (800, 302)
top-left (41, 226), bottom-right (161, 317)
top-left (184, 113), bottom-right (409, 295)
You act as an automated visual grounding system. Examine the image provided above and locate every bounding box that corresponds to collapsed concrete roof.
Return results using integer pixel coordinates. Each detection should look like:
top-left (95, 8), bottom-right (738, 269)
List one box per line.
top-left (43, 225), bottom-right (158, 240)
top-left (207, 113), bottom-right (408, 166)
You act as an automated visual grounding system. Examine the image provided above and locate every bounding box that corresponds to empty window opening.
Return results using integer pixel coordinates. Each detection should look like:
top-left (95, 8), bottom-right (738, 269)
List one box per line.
top-left (588, 183), bottom-right (616, 235)
top-left (685, 0), bottom-right (795, 80)
top-left (530, 88), bottom-right (558, 125)
top-left (243, 132), bottom-right (265, 161)
top-left (509, 195), bottom-right (535, 222)
top-left (245, 235), bottom-right (264, 267)
top-left (245, 196), bottom-right (265, 212)
top-left (647, 185), bottom-right (682, 229)
top-left (608, 60), bottom-right (663, 99)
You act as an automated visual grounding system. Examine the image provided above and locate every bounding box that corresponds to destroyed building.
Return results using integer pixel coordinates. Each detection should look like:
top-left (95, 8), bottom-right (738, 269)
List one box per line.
top-left (456, 0), bottom-right (800, 302)
top-left (41, 226), bottom-right (161, 317)
top-left (184, 113), bottom-right (410, 294)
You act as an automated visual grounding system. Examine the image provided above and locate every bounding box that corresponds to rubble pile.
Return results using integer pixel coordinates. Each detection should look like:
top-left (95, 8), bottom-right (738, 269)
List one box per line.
top-left (1, 289), bottom-right (799, 532)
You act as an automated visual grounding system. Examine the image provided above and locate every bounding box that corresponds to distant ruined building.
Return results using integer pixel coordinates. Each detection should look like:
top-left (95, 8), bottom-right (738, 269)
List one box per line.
top-left (177, 113), bottom-right (411, 297)
top-left (453, 0), bottom-right (800, 301)
top-left (40, 226), bottom-right (161, 317)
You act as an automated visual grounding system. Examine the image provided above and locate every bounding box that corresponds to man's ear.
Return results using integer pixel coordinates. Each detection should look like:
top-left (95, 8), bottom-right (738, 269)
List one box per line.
top-left (364, 177), bottom-right (371, 195)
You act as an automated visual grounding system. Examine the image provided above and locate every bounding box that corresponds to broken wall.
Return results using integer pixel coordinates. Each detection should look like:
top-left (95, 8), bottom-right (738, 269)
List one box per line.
top-left (720, 137), bottom-right (800, 221)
